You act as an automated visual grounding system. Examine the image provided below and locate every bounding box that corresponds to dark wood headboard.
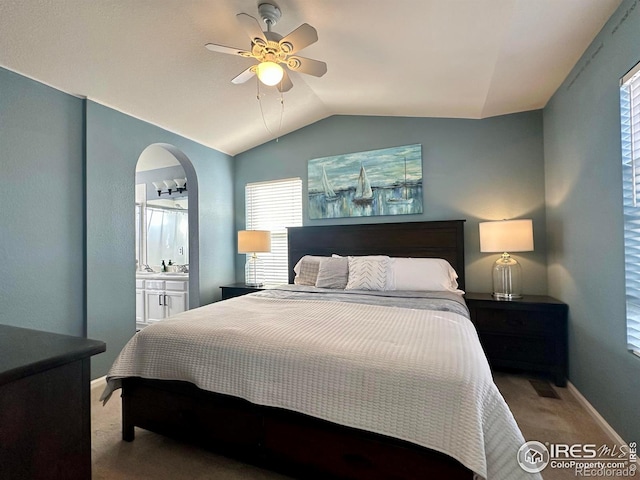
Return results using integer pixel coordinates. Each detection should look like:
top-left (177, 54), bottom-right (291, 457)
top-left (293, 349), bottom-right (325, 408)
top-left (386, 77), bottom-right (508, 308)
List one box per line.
top-left (287, 220), bottom-right (466, 290)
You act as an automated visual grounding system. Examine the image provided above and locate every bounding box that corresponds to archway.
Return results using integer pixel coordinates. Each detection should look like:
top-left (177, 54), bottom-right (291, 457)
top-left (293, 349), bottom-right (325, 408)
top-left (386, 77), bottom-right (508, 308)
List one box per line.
top-left (134, 144), bottom-right (200, 329)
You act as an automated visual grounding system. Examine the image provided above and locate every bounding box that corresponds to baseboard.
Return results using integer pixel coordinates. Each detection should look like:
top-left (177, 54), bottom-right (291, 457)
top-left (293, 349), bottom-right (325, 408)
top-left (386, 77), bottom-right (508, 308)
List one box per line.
top-left (90, 375), bottom-right (107, 389)
top-left (566, 381), bottom-right (626, 445)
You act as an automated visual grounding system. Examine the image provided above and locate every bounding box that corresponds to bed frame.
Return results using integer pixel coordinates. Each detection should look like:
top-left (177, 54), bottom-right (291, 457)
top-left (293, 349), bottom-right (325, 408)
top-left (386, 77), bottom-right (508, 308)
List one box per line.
top-left (121, 220), bottom-right (471, 479)
top-left (287, 220), bottom-right (465, 290)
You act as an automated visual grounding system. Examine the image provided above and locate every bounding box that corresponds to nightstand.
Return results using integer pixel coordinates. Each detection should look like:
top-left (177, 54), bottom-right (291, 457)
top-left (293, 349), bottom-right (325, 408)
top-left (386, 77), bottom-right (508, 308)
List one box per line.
top-left (220, 283), bottom-right (266, 300)
top-left (465, 293), bottom-right (568, 387)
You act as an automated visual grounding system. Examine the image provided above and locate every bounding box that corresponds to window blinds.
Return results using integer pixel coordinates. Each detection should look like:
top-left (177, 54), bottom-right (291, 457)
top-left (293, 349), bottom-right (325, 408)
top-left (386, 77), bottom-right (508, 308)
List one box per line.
top-left (245, 178), bottom-right (302, 285)
top-left (621, 62), bottom-right (640, 356)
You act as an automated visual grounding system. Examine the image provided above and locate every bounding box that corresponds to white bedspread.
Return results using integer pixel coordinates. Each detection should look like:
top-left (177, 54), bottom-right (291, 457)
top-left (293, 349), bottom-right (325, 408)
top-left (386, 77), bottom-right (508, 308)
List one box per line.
top-left (103, 292), bottom-right (540, 480)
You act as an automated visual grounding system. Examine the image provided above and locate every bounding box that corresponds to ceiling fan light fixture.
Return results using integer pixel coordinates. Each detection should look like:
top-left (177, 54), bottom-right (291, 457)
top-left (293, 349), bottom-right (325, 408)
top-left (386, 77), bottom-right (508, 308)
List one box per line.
top-left (206, 3), bottom-right (325, 92)
top-left (256, 61), bottom-right (284, 86)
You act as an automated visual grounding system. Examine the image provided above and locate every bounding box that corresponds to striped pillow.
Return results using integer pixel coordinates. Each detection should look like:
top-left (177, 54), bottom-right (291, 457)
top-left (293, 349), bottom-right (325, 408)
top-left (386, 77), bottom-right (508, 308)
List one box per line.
top-left (345, 256), bottom-right (390, 291)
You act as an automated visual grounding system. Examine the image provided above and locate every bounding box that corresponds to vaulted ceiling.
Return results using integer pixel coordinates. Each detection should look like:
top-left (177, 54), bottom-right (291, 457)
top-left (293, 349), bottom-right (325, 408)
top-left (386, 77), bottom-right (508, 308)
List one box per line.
top-left (0, 0), bottom-right (622, 155)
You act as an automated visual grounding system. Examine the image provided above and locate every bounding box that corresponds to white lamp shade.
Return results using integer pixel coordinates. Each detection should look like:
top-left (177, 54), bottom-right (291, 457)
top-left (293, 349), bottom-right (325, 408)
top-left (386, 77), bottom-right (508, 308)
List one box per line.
top-left (174, 178), bottom-right (186, 189)
top-left (256, 61), bottom-right (284, 86)
top-left (479, 219), bottom-right (534, 253)
top-left (238, 230), bottom-right (271, 253)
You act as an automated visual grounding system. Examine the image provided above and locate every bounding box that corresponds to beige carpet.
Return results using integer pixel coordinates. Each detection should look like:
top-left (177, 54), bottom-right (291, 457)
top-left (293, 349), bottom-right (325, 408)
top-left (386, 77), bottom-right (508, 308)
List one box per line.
top-left (91, 374), bottom-right (615, 480)
top-left (493, 374), bottom-right (615, 480)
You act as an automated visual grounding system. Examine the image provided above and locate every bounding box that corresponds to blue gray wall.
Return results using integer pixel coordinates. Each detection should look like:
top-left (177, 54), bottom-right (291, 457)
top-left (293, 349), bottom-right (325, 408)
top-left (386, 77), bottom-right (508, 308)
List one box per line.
top-left (0, 67), bottom-right (235, 378)
top-left (86, 101), bottom-right (235, 376)
top-left (234, 112), bottom-right (547, 294)
top-left (0, 67), bottom-right (85, 336)
top-left (544, 0), bottom-right (640, 442)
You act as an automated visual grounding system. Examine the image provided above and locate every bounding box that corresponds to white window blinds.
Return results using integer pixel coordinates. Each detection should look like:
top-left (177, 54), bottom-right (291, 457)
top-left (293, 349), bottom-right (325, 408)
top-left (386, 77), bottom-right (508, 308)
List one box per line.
top-left (245, 178), bottom-right (302, 285)
top-left (621, 61), bottom-right (640, 356)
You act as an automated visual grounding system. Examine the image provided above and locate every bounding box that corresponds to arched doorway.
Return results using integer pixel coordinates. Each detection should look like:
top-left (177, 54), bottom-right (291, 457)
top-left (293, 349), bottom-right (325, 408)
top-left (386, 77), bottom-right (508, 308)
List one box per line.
top-left (134, 144), bottom-right (199, 329)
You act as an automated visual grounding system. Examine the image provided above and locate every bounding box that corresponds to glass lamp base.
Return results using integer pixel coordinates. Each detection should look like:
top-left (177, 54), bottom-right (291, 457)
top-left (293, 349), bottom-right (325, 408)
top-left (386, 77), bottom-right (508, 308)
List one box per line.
top-left (245, 254), bottom-right (264, 287)
top-left (491, 253), bottom-right (523, 301)
top-left (492, 292), bottom-right (523, 300)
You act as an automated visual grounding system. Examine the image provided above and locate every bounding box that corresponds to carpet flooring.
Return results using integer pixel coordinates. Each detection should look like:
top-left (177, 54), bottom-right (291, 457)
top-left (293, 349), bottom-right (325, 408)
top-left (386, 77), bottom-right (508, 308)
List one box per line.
top-left (91, 374), bottom-right (616, 479)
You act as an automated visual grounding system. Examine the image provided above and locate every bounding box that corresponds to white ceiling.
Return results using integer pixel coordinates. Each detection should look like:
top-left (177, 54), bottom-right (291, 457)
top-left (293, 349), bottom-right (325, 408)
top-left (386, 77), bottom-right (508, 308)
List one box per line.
top-left (0, 0), bottom-right (622, 156)
top-left (136, 144), bottom-right (181, 172)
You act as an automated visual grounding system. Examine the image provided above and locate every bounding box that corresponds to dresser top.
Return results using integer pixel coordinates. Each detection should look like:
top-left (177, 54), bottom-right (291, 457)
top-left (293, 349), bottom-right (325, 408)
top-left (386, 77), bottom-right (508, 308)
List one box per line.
top-left (0, 324), bottom-right (106, 386)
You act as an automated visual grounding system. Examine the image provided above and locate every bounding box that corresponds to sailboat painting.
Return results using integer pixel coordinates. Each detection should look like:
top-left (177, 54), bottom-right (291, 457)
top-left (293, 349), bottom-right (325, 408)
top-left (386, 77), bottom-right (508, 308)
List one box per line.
top-left (308, 144), bottom-right (423, 219)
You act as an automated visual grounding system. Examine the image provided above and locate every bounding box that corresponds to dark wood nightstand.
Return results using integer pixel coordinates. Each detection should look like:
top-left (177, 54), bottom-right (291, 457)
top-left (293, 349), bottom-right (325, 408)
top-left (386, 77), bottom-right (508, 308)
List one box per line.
top-left (465, 293), bottom-right (568, 387)
top-left (220, 283), bottom-right (266, 300)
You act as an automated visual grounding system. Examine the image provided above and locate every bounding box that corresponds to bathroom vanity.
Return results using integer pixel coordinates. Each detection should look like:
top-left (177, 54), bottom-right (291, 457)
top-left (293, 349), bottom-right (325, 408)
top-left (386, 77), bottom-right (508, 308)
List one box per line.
top-left (136, 273), bottom-right (189, 330)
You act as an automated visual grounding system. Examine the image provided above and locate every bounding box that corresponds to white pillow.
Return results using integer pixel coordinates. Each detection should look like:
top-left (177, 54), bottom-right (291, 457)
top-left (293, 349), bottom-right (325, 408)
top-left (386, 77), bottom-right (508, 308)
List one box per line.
top-left (390, 257), bottom-right (462, 293)
top-left (345, 256), bottom-right (391, 291)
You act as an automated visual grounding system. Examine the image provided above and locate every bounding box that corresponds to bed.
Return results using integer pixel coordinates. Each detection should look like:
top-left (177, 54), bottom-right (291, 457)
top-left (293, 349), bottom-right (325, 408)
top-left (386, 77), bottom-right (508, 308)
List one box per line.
top-left (102, 220), bottom-right (537, 480)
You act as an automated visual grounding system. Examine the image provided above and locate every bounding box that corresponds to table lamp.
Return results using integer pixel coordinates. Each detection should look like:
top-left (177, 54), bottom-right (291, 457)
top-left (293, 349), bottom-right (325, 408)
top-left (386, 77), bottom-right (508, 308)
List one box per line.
top-left (479, 219), bottom-right (534, 300)
top-left (238, 230), bottom-right (271, 287)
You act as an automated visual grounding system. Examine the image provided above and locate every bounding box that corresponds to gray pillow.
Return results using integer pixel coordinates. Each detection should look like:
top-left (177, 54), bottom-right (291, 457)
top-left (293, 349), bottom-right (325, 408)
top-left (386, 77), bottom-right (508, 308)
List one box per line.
top-left (315, 257), bottom-right (349, 289)
top-left (294, 257), bottom-right (321, 285)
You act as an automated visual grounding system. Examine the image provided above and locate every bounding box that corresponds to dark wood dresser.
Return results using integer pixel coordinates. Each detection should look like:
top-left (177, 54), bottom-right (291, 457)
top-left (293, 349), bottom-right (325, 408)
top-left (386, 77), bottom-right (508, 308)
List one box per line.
top-left (465, 293), bottom-right (568, 386)
top-left (0, 324), bottom-right (106, 479)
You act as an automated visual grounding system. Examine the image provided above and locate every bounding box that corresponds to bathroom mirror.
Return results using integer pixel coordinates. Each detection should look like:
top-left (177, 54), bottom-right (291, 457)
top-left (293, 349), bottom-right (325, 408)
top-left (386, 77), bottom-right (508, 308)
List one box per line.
top-left (145, 198), bottom-right (189, 268)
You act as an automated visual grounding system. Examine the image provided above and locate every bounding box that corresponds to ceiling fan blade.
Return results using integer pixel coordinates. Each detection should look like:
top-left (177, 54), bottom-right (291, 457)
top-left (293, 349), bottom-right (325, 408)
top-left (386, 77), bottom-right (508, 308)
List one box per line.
top-left (279, 23), bottom-right (318, 54)
top-left (236, 13), bottom-right (267, 46)
top-left (205, 43), bottom-right (252, 58)
top-left (287, 56), bottom-right (327, 77)
top-left (231, 66), bottom-right (257, 85)
top-left (277, 69), bottom-right (293, 92)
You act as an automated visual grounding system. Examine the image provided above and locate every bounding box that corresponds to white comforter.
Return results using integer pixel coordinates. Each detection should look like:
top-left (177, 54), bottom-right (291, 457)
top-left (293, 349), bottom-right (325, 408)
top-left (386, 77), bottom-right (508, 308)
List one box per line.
top-left (103, 290), bottom-right (539, 480)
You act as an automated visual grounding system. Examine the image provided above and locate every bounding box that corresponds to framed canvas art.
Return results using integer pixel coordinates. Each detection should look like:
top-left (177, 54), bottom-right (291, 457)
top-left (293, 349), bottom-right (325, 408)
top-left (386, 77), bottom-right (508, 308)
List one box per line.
top-left (308, 144), bottom-right (423, 219)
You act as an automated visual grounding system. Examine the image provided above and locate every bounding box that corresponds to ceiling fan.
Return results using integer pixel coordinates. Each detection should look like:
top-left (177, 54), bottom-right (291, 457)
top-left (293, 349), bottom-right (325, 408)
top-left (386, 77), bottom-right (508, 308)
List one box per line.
top-left (205, 3), bottom-right (327, 92)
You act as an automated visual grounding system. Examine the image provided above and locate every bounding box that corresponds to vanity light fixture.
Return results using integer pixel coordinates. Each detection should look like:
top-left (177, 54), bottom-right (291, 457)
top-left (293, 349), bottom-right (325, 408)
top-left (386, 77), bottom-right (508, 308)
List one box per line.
top-left (152, 178), bottom-right (188, 196)
top-left (163, 179), bottom-right (177, 193)
top-left (174, 178), bottom-right (187, 193)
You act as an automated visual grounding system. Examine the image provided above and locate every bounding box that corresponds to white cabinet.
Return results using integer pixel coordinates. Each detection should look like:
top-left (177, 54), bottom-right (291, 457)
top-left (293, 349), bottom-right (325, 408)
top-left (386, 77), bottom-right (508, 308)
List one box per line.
top-left (145, 290), bottom-right (166, 324)
top-left (136, 275), bottom-right (189, 329)
top-left (136, 278), bottom-right (146, 330)
top-left (164, 282), bottom-right (189, 317)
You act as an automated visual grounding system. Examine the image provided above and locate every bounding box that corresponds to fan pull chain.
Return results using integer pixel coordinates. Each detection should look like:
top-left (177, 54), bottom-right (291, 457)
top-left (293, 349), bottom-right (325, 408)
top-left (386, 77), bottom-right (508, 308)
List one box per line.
top-left (256, 80), bottom-right (284, 142)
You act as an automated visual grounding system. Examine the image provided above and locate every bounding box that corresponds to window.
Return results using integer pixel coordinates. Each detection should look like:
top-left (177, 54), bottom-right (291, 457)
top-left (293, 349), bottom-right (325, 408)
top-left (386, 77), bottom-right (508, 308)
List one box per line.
top-left (245, 178), bottom-right (302, 284)
top-left (620, 61), bottom-right (640, 357)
